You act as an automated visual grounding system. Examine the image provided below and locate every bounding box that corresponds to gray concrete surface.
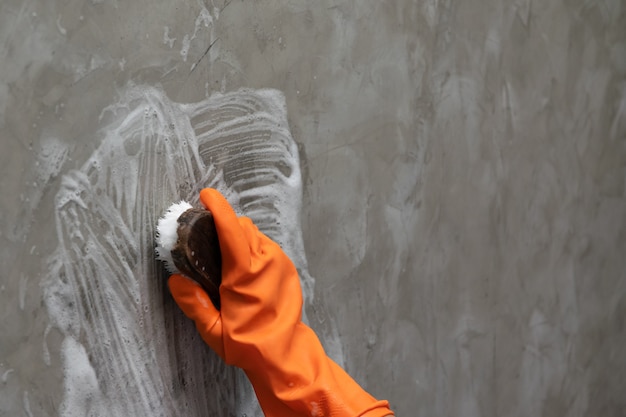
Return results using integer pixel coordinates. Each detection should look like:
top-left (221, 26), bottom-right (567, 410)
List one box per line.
top-left (1, 0), bottom-right (625, 416)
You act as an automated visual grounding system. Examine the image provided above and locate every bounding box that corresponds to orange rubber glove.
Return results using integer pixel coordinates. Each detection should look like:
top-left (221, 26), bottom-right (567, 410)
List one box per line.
top-left (168, 188), bottom-right (393, 417)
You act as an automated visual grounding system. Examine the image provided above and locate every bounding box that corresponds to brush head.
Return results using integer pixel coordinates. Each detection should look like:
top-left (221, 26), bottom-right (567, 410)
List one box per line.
top-left (155, 201), bottom-right (223, 309)
top-left (155, 201), bottom-right (193, 273)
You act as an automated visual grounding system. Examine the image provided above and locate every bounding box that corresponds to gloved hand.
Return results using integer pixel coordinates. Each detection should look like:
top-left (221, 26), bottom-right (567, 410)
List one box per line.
top-left (168, 188), bottom-right (394, 417)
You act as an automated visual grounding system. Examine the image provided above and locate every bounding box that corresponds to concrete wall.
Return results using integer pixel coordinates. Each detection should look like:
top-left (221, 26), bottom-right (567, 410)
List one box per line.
top-left (1, 0), bottom-right (624, 415)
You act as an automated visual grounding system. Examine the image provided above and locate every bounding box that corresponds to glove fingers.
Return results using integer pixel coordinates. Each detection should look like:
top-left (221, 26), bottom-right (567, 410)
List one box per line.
top-left (199, 188), bottom-right (251, 271)
top-left (168, 274), bottom-right (224, 357)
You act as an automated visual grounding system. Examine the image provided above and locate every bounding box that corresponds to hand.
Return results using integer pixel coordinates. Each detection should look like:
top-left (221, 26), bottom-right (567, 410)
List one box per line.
top-left (168, 188), bottom-right (393, 417)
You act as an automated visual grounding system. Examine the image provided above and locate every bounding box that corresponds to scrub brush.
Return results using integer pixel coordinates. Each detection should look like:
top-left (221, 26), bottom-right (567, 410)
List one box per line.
top-left (156, 201), bottom-right (222, 309)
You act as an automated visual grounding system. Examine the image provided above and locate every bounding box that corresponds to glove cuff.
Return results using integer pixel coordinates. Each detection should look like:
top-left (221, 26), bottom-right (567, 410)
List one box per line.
top-left (359, 400), bottom-right (394, 417)
top-left (242, 323), bottom-right (394, 416)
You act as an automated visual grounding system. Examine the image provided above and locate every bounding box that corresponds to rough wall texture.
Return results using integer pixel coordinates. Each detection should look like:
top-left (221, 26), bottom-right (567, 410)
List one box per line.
top-left (1, 0), bottom-right (625, 416)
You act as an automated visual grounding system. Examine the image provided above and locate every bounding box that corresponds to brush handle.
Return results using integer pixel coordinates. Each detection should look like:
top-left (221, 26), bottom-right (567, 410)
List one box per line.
top-left (170, 208), bottom-right (222, 309)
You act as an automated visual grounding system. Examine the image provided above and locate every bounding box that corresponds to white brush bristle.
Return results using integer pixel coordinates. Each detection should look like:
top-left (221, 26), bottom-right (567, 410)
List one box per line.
top-left (155, 201), bottom-right (193, 273)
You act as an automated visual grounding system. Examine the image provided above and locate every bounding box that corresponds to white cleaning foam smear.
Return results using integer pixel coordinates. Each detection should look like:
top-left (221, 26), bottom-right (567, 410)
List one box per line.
top-left (42, 85), bottom-right (343, 417)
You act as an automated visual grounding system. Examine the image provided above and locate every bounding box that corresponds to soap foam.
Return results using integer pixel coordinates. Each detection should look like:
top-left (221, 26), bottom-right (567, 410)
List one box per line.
top-left (42, 85), bottom-right (343, 417)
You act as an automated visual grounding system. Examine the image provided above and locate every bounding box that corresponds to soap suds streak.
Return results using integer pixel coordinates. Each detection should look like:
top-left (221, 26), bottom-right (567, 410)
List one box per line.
top-left (42, 85), bottom-right (342, 416)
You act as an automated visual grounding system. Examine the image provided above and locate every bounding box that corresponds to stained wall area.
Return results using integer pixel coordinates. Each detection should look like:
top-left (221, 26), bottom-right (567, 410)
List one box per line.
top-left (1, 1), bottom-right (625, 416)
